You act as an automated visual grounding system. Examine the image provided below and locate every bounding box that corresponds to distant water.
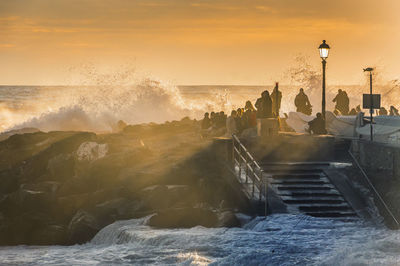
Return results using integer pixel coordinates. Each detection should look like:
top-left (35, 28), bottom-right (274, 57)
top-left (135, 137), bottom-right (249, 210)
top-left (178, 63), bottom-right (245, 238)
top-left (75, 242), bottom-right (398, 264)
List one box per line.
top-left (0, 214), bottom-right (399, 265)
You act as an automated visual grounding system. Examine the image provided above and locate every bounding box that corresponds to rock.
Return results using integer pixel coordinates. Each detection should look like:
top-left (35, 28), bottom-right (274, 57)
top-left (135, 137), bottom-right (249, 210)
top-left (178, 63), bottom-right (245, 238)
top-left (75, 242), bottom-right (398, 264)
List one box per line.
top-left (30, 225), bottom-right (67, 245)
top-left (141, 185), bottom-right (193, 210)
top-left (20, 181), bottom-right (60, 194)
top-left (67, 210), bottom-right (101, 244)
top-left (216, 211), bottom-right (241, 228)
top-left (147, 207), bottom-right (217, 228)
top-left (47, 154), bottom-right (75, 181)
top-left (0, 170), bottom-right (18, 195)
top-left (94, 198), bottom-right (128, 219)
top-left (76, 142), bottom-right (108, 162)
top-left (2, 188), bottom-right (52, 214)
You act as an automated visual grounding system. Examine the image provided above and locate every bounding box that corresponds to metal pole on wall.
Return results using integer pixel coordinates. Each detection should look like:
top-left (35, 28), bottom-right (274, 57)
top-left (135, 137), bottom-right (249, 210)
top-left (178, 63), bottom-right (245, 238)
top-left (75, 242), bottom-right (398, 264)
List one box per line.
top-left (369, 71), bottom-right (373, 141)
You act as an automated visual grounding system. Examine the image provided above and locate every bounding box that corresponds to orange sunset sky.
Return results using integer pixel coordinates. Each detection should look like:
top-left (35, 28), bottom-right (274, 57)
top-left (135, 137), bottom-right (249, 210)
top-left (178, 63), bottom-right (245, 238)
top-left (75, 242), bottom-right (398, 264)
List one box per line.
top-left (0, 0), bottom-right (399, 85)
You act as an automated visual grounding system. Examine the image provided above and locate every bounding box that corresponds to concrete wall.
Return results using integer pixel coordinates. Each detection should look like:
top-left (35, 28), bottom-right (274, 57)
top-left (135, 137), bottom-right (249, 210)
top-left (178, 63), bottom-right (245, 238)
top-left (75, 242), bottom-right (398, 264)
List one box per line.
top-left (353, 140), bottom-right (400, 180)
top-left (247, 133), bottom-right (335, 162)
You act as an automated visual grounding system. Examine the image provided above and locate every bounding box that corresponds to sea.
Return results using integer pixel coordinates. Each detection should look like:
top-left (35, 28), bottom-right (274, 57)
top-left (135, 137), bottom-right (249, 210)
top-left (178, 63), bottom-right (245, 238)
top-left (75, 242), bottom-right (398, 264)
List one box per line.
top-left (0, 215), bottom-right (399, 265)
top-left (0, 84), bottom-right (400, 265)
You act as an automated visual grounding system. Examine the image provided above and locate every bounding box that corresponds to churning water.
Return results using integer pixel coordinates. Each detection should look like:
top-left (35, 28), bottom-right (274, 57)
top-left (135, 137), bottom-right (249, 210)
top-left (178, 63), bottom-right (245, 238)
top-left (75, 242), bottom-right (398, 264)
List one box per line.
top-left (0, 214), bottom-right (399, 265)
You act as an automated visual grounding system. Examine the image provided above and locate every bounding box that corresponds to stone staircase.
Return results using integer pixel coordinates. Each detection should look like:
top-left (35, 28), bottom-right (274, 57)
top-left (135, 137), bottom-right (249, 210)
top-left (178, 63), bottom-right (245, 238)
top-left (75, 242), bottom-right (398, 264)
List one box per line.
top-left (263, 163), bottom-right (357, 218)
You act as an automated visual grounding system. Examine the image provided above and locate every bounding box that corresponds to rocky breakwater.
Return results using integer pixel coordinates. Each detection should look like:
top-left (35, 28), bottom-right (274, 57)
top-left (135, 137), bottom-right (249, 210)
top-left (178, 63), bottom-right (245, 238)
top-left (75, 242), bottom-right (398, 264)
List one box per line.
top-left (0, 118), bottom-right (249, 245)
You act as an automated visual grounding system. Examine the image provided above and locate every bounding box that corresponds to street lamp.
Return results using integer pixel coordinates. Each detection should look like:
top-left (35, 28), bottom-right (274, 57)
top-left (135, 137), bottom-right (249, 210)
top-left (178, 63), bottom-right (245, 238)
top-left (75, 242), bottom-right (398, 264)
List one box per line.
top-left (318, 40), bottom-right (330, 121)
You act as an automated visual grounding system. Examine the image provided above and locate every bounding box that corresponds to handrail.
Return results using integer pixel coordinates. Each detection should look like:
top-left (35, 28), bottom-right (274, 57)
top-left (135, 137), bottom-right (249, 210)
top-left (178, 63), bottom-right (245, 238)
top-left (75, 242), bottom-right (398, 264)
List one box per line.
top-left (232, 134), bottom-right (261, 169)
top-left (232, 134), bottom-right (269, 217)
top-left (348, 143), bottom-right (400, 228)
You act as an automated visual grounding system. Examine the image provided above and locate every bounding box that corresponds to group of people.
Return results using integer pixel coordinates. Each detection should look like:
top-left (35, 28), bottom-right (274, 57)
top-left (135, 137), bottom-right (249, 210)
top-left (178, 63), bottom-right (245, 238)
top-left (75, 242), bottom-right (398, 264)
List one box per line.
top-left (378, 106), bottom-right (400, 116)
top-left (201, 101), bottom-right (258, 137)
top-left (202, 85), bottom-right (283, 137)
top-left (201, 85), bottom-right (400, 137)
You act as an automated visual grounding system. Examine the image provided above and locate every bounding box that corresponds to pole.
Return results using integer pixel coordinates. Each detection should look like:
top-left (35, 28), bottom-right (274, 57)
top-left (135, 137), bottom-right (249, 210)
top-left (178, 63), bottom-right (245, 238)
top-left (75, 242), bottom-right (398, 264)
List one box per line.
top-left (370, 72), bottom-right (373, 141)
top-left (322, 59), bottom-right (326, 126)
top-left (275, 82), bottom-right (279, 117)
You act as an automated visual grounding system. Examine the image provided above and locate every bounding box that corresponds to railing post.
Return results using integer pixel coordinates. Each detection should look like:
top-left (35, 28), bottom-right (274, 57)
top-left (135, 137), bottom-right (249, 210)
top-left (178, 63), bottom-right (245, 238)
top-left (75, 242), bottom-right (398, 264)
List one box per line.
top-left (252, 176), bottom-right (255, 198)
top-left (264, 175), bottom-right (268, 218)
top-left (232, 136), bottom-right (235, 166)
top-left (238, 143), bottom-right (242, 180)
top-left (245, 153), bottom-right (249, 184)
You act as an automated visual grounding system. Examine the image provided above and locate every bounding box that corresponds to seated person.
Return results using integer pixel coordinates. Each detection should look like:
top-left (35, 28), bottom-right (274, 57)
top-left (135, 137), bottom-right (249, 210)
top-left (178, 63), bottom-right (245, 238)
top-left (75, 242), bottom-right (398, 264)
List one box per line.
top-left (307, 113), bottom-right (327, 135)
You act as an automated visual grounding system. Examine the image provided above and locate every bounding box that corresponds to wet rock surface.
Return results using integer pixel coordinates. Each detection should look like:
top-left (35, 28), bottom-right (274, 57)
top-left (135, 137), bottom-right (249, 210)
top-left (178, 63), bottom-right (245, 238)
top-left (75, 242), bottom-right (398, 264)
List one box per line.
top-left (0, 119), bottom-right (249, 245)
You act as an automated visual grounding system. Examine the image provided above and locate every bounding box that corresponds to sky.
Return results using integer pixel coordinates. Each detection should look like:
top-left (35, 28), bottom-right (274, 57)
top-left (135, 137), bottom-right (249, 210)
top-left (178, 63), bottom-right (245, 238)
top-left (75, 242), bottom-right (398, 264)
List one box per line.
top-left (0, 0), bottom-right (399, 85)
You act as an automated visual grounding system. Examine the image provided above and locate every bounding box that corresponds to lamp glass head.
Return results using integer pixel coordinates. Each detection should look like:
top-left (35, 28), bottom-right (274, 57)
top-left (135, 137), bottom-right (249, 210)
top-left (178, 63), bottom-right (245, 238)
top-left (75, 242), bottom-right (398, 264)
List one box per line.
top-left (319, 40), bottom-right (330, 59)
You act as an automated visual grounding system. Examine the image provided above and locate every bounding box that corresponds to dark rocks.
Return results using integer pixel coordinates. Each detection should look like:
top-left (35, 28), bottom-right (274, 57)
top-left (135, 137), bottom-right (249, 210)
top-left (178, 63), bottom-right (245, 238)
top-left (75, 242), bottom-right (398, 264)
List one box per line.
top-left (31, 225), bottom-right (67, 245)
top-left (67, 210), bottom-right (101, 244)
top-left (216, 211), bottom-right (241, 227)
top-left (0, 121), bottom-right (247, 245)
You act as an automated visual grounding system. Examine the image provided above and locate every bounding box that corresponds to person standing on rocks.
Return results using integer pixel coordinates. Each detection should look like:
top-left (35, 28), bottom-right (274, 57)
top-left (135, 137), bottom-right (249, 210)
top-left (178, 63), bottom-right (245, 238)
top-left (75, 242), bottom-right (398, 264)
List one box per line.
top-left (294, 88), bottom-right (312, 115)
top-left (270, 83), bottom-right (282, 118)
top-left (333, 89), bottom-right (349, 115)
top-left (255, 90), bottom-right (273, 118)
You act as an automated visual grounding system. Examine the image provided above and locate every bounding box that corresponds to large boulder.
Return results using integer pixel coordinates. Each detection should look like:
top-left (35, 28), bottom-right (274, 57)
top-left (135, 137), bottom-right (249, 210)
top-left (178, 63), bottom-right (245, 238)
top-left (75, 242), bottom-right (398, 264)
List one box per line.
top-left (47, 153), bottom-right (75, 181)
top-left (1, 188), bottom-right (53, 215)
top-left (216, 211), bottom-right (241, 227)
top-left (147, 207), bottom-right (217, 228)
top-left (30, 225), bottom-right (67, 245)
top-left (140, 185), bottom-right (194, 211)
top-left (67, 210), bottom-right (101, 244)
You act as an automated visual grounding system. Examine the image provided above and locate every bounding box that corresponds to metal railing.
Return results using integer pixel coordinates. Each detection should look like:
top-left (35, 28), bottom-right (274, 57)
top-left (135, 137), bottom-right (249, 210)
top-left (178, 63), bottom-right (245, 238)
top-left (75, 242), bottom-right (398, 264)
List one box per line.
top-left (232, 134), bottom-right (269, 216)
top-left (348, 142), bottom-right (400, 228)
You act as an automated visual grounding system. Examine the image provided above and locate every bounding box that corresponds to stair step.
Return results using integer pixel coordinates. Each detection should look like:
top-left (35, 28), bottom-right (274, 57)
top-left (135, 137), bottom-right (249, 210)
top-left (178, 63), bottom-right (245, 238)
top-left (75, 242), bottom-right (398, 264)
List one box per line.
top-left (271, 174), bottom-right (323, 179)
top-left (299, 205), bottom-right (352, 212)
top-left (279, 192), bottom-right (341, 197)
top-left (306, 212), bottom-right (357, 218)
top-left (271, 180), bottom-right (329, 185)
top-left (282, 199), bottom-right (345, 204)
top-left (264, 169), bottom-right (324, 174)
top-left (276, 186), bottom-right (333, 191)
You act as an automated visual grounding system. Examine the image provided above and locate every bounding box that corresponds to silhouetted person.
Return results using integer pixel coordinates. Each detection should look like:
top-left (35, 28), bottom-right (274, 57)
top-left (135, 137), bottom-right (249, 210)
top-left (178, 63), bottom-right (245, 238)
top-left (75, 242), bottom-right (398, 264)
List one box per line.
top-left (271, 84), bottom-right (282, 117)
top-left (247, 109), bottom-right (257, 127)
top-left (235, 108), bottom-right (245, 133)
top-left (379, 107), bottom-right (388, 116)
top-left (255, 90), bottom-right (273, 118)
top-left (390, 106), bottom-right (399, 116)
top-left (307, 113), bottom-right (327, 135)
top-left (226, 110), bottom-right (238, 136)
top-left (333, 89), bottom-right (349, 115)
top-left (201, 112), bottom-right (211, 129)
top-left (295, 88), bottom-right (312, 115)
top-left (217, 111), bottom-right (227, 128)
top-left (210, 112), bottom-right (217, 128)
top-left (244, 100), bottom-right (255, 111)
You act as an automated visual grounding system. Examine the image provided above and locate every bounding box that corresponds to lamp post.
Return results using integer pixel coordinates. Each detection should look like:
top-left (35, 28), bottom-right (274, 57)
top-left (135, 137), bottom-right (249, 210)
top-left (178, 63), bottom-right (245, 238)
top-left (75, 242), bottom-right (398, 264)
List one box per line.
top-left (318, 40), bottom-right (330, 121)
top-left (364, 67), bottom-right (374, 141)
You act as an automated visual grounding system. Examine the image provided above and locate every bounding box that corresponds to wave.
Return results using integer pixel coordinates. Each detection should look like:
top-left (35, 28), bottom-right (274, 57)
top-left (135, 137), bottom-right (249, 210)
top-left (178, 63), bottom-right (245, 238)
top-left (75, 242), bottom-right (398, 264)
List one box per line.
top-left (3, 79), bottom-right (235, 133)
